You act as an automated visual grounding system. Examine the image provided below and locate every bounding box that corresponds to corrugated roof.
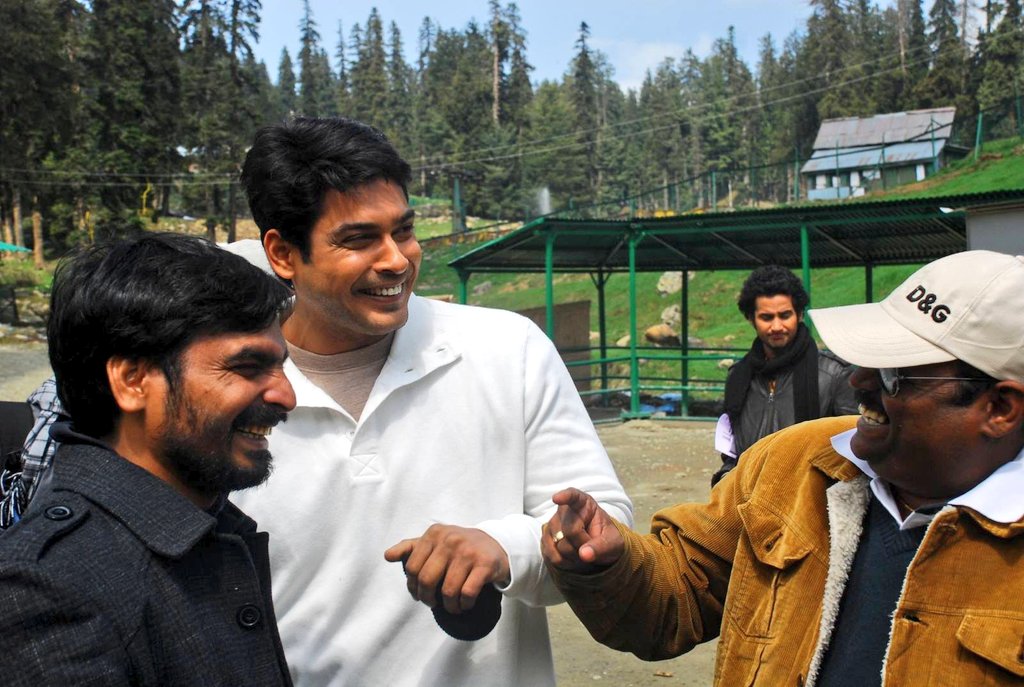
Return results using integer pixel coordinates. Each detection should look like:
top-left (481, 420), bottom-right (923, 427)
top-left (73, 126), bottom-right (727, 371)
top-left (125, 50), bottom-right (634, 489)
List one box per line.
top-left (800, 140), bottom-right (948, 174)
top-left (812, 107), bottom-right (956, 149)
top-left (449, 190), bottom-right (1024, 274)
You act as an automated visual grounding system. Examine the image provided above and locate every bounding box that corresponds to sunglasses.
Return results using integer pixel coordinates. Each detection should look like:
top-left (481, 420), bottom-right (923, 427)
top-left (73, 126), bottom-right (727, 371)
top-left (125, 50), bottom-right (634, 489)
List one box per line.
top-left (877, 368), bottom-right (992, 397)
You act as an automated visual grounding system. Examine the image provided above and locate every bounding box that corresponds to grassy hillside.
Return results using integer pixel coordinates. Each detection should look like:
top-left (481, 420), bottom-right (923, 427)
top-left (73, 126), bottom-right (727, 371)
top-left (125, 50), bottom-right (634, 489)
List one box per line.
top-left (865, 136), bottom-right (1024, 199)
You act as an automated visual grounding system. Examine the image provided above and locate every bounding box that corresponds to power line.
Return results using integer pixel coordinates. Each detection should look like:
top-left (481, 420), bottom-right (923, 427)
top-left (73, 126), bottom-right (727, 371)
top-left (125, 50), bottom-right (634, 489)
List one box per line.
top-left (420, 41), bottom-right (939, 164)
top-left (0, 38), bottom-right (962, 187)
top-left (412, 48), bottom-right (941, 173)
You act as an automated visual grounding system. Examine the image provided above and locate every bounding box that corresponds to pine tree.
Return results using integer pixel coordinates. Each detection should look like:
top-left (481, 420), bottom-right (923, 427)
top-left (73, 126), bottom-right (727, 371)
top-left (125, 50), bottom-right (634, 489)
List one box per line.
top-left (807, 0), bottom-right (853, 118)
top-left (897, 0), bottom-right (930, 107)
top-left (385, 21), bottom-right (414, 154)
top-left (297, 0), bottom-right (323, 115)
top-left (503, 3), bottom-right (533, 136)
top-left (844, 0), bottom-right (885, 116)
top-left (522, 82), bottom-right (577, 213)
top-left (569, 22), bottom-right (599, 200)
top-left (977, 0), bottom-right (1023, 113)
top-left (277, 48), bottom-right (297, 119)
top-left (349, 9), bottom-right (389, 127)
top-left (74, 0), bottom-right (181, 240)
top-left (335, 21), bottom-right (351, 115)
top-left (488, 0), bottom-right (509, 124)
top-left (755, 33), bottom-right (791, 201)
top-left (915, 0), bottom-right (967, 108)
top-left (638, 59), bottom-right (685, 209)
top-left (181, 0), bottom-right (242, 241)
top-left (0, 0), bottom-right (76, 251)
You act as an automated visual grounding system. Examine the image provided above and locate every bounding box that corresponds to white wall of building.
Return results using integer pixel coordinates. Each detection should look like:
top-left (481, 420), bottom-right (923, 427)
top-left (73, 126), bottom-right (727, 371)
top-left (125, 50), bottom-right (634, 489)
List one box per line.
top-left (967, 205), bottom-right (1024, 254)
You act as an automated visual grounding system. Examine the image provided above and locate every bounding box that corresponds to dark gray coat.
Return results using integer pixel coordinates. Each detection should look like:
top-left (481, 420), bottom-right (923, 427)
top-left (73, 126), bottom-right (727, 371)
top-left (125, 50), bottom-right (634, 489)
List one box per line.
top-left (0, 427), bottom-right (292, 686)
top-left (729, 349), bottom-right (859, 458)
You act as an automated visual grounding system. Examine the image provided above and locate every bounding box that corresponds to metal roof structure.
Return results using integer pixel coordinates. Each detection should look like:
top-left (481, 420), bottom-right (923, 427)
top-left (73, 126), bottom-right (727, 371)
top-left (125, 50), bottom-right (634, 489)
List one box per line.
top-left (811, 107), bottom-right (956, 149)
top-left (449, 190), bottom-right (1024, 277)
top-left (801, 140), bottom-right (949, 174)
top-left (447, 189), bottom-right (1024, 419)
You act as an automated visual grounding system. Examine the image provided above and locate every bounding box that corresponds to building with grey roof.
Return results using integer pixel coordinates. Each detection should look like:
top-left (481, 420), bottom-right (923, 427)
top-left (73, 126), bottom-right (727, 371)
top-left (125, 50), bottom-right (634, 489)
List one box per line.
top-left (801, 107), bottom-right (966, 200)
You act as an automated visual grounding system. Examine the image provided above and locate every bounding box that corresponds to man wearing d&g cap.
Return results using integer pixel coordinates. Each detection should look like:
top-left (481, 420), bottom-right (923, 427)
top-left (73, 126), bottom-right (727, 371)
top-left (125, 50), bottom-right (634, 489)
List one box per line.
top-left (541, 250), bottom-right (1024, 686)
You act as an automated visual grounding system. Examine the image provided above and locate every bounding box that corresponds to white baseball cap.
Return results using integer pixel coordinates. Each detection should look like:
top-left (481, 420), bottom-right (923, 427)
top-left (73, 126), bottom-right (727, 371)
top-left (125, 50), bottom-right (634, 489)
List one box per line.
top-left (808, 250), bottom-right (1024, 382)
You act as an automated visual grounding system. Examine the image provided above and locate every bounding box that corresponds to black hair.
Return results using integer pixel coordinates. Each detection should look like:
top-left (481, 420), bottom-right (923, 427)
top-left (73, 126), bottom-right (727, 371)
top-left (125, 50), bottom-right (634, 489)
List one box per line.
top-left (239, 116), bottom-right (412, 260)
top-left (736, 265), bottom-right (810, 319)
top-left (47, 233), bottom-right (292, 438)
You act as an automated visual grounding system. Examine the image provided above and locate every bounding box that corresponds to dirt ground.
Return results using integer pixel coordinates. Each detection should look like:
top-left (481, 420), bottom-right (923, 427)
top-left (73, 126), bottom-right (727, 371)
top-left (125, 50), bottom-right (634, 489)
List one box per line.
top-left (0, 341), bottom-right (720, 686)
top-left (549, 420), bottom-right (720, 686)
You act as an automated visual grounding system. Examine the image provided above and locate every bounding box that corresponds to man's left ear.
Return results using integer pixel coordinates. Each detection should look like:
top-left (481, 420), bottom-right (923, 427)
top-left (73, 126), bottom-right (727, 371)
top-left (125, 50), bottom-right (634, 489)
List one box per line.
top-left (980, 381), bottom-right (1024, 440)
top-left (106, 356), bottom-right (163, 414)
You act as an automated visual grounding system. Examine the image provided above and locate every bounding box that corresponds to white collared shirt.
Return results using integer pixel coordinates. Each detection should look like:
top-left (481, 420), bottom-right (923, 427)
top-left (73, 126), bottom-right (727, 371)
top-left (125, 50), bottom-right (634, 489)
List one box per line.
top-left (831, 429), bottom-right (1024, 530)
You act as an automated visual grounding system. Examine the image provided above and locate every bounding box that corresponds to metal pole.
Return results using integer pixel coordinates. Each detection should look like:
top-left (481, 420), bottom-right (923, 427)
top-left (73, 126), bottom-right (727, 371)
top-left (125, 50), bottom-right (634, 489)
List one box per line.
top-left (596, 271), bottom-right (609, 401)
top-left (930, 116), bottom-right (938, 175)
top-left (1017, 90), bottom-right (1023, 137)
top-left (680, 269), bottom-right (690, 417)
top-left (457, 269), bottom-right (469, 304)
top-left (711, 170), bottom-right (717, 210)
top-left (880, 135), bottom-right (887, 190)
top-left (227, 179), bottom-right (237, 243)
top-left (544, 231), bottom-right (555, 338)
top-left (452, 176), bottom-right (465, 233)
top-left (835, 141), bottom-right (841, 200)
top-left (793, 146), bottom-right (800, 202)
top-left (628, 231), bottom-right (640, 416)
top-left (865, 262), bottom-right (874, 303)
top-left (800, 224), bottom-right (811, 306)
top-left (975, 110), bottom-right (984, 161)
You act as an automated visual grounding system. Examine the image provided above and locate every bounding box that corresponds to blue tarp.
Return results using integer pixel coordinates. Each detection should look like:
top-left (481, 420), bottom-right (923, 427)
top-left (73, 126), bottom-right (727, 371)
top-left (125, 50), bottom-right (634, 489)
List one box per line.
top-left (0, 241), bottom-right (30, 253)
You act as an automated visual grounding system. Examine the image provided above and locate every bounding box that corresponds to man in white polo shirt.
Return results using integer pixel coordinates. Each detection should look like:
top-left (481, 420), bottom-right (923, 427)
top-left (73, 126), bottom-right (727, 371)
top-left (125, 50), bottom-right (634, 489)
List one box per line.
top-left (232, 116), bottom-right (632, 687)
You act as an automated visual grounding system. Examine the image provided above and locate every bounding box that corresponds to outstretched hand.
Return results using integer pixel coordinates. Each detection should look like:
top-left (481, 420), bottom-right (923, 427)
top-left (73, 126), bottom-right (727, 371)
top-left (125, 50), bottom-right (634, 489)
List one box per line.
top-left (541, 487), bottom-right (625, 573)
top-left (384, 525), bottom-right (510, 616)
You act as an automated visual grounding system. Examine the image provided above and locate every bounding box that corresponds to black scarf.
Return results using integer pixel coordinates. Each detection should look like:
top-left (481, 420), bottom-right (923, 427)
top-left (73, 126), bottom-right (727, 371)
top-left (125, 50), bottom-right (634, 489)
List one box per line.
top-left (724, 322), bottom-right (820, 429)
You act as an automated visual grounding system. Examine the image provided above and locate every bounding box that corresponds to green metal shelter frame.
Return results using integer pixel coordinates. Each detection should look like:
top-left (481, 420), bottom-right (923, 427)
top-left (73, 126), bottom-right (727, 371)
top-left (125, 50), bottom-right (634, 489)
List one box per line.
top-left (448, 190), bottom-right (1024, 418)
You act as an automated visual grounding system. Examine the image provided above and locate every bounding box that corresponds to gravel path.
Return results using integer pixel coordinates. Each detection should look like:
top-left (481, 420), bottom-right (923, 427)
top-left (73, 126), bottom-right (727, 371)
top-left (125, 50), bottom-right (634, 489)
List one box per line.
top-left (550, 420), bottom-right (719, 686)
top-left (0, 342), bottom-right (51, 402)
top-left (0, 342), bottom-right (721, 685)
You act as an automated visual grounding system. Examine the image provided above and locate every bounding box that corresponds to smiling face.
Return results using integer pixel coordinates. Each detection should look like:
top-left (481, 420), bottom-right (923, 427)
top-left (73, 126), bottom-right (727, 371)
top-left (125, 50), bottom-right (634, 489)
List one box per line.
top-left (849, 361), bottom-right (998, 501)
top-left (152, 327), bottom-right (296, 502)
top-left (266, 179), bottom-right (421, 354)
top-left (750, 294), bottom-right (802, 358)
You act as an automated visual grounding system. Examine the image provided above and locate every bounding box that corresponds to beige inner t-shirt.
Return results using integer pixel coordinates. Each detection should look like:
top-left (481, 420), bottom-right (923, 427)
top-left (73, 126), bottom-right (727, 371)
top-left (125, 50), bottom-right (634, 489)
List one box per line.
top-left (286, 333), bottom-right (394, 421)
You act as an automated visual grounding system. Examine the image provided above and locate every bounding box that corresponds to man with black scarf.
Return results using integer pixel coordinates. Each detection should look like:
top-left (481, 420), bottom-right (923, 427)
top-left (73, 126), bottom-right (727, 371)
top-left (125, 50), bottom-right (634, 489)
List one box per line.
top-left (713, 265), bottom-right (857, 485)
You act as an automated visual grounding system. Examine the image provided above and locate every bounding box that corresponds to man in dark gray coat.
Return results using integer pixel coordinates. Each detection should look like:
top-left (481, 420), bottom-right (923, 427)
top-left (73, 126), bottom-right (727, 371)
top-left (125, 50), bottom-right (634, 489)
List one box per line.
top-left (0, 234), bottom-right (297, 686)
top-left (713, 265), bottom-right (858, 485)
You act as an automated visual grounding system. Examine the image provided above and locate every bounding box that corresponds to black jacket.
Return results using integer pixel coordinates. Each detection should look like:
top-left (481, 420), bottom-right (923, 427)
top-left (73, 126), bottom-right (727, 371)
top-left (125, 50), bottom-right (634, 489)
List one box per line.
top-left (715, 350), bottom-right (858, 484)
top-left (0, 426), bottom-right (292, 686)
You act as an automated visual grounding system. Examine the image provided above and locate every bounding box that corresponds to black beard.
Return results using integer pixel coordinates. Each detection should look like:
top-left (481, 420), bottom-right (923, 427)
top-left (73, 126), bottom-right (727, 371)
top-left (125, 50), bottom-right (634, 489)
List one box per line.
top-left (162, 436), bottom-right (273, 497)
top-left (160, 395), bottom-right (286, 499)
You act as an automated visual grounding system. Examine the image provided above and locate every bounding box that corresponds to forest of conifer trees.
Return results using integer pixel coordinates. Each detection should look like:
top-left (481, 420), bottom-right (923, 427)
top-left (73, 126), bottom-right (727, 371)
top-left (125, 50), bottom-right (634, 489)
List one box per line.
top-left (1, 0), bottom-right (1022, 257)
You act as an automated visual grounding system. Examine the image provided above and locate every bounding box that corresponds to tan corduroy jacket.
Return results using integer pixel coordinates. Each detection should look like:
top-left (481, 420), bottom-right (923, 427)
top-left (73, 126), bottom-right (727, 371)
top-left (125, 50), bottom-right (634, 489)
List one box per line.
top-left (550, 416), bottom-right (1024, 686)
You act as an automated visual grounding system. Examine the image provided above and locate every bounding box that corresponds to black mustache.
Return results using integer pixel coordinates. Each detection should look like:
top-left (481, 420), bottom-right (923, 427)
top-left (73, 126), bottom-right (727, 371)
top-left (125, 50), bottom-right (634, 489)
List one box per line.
top-left (233, 403), bottom-right (288, 429)
top-left (854, 388), bottom-right (876, 406)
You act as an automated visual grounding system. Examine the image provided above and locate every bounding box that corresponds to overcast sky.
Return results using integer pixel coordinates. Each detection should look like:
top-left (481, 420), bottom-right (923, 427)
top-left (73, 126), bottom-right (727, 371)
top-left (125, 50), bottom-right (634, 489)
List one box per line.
top-left (255, 1), bottom-right (933, 92)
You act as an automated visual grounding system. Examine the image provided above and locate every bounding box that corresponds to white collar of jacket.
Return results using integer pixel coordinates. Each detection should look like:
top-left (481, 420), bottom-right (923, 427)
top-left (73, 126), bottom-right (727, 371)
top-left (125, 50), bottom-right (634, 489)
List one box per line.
top-left (284, 295), bottom-right (462, 419)
top-left (831, 428), bottom-right (1024, 526)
